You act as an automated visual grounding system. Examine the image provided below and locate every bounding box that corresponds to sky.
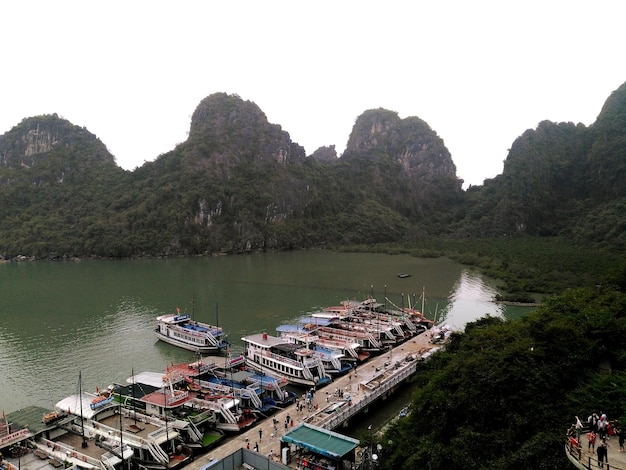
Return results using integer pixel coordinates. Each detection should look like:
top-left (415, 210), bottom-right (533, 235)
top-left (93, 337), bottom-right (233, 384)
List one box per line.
top-left (1, 1), bottom-right (625, 188)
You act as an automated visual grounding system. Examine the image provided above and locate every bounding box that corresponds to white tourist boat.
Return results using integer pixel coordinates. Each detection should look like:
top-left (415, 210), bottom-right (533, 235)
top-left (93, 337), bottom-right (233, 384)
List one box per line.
top-left (242, 332), bottom-right (331, 388)
top-left (155, 310), bottom-right (228, 354)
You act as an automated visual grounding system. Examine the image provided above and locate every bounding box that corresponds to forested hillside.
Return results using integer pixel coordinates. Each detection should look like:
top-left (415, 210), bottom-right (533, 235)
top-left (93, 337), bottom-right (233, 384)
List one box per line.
top-left (378, 284), bottom-right (626, 470)
top-left (0, 83), bottom-right (625, 259)
top-left (460, 82), bottom-right (626, 249)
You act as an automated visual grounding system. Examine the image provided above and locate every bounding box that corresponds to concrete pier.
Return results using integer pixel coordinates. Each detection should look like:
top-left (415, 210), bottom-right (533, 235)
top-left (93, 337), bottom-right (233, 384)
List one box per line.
top-left (186, 331), bottom-right (441, 469)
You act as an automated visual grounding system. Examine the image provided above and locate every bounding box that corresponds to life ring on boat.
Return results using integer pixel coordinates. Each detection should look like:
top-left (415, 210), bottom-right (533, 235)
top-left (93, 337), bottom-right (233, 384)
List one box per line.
top-left (82, 456), bottom-right (87, 462)
top-left (47, 442), bottom-right (51, 448)
top-left (54, 444), bottom-right (59, 451)
top-left (72, 452), bottom-right (77, 458)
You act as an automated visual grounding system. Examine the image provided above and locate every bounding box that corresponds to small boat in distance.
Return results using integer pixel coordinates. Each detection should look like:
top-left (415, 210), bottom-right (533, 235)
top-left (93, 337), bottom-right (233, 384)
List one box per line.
top-left (155, 308), bottom-right (228, 354)
top-left (398, 273), bottom-right (411, 278)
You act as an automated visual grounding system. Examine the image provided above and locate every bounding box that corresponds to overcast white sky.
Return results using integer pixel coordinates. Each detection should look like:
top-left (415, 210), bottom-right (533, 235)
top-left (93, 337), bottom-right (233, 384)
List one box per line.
top-left (1, 1), bottom-right (625, 188)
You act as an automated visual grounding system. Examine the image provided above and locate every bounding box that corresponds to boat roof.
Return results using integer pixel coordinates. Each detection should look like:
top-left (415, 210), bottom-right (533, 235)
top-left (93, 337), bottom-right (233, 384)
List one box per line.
top-left (4, 406), bottom-right (48, 440)
top-left (281, 423), bottom-right (359, 459)
top-left (227, 369), bottom-right (286, 388)
top-left (242, 333), bottom-right (287, 347)
top-left (311, 311), bottom-right (346, 320)
top-left (156, 313), bottom-right (191, 324)
top-left (55, 393), bottom-right (112, 420)
top-left (164, 359), bottom-right (217, 380)
top-left (272, 342), bottom-right (313, 355)
top-left (298, 316), bottom-right (332, 326)
top-left (140, 389), bottom-right (192, 408)
top-left (276, 324), bottom-right (308, 333)
top-left (114, 382), bottom-right (159, 399)
top-left (127, 371), bottom-right (167, 388)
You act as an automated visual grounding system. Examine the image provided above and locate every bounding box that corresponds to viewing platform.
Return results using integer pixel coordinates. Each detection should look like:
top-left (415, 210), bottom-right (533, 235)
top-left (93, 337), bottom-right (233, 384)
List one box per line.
top-left (566, 430), bottom-right (626, 469)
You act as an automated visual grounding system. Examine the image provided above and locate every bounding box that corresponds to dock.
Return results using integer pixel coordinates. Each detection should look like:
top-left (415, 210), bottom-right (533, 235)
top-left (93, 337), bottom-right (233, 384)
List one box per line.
top-left (186, 331), bottom-right (441, 468)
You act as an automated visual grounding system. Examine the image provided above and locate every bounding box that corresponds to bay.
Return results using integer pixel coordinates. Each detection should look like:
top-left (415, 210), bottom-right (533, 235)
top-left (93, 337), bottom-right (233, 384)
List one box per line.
top-left (0, 251), bottom-right (532, 414)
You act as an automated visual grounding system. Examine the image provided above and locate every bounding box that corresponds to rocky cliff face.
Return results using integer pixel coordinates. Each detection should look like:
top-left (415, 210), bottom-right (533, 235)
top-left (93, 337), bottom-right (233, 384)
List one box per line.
top-left (0, 114), bottom-right (114, 170)
top-left (344, 108), bottom-right (460, 184)
top-left (183, 93), bottom-right (305, 178)
top-left (0, 114), bottom-right (117, 191)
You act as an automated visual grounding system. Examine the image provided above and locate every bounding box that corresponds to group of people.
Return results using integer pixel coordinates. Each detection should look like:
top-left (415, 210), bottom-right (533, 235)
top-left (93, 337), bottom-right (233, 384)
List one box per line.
top-left (574, 412), bottom-right (626, 469)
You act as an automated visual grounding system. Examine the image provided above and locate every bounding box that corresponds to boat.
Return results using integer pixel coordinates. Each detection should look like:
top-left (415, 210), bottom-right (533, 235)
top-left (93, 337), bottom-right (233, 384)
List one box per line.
top-left (155, 309), bottom-right (228, 354)
top-left (398, 273), bottom-right (411, 278)
top-left (242, 332), bottom-right (331, 388)
top-left (276, 325), bottom-right (354, 376)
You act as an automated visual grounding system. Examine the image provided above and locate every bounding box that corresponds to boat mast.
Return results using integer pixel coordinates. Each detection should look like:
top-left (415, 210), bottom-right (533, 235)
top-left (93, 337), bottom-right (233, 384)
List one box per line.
top-left (131, 368), bottom-right (137, 425)
top-left (79, 371), bottom-right (87, 448)
top-left (118, 399), bottom-right (125, 469)
top-left (384, 285), bottom-right (387, 312)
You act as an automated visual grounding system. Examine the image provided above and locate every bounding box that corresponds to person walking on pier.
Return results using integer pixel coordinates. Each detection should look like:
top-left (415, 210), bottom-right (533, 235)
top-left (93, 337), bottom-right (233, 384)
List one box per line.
top-left (258, 428), bottom-right (263, 441)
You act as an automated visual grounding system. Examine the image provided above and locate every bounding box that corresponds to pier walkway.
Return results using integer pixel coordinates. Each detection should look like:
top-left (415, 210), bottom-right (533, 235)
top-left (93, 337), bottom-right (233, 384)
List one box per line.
top-left (186, 332), bottom-right (441, 469)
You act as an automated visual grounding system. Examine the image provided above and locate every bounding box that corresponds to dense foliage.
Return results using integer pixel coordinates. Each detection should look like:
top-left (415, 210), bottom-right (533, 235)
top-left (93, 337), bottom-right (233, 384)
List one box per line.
top-left (378, 286), bottom-right (626, 469)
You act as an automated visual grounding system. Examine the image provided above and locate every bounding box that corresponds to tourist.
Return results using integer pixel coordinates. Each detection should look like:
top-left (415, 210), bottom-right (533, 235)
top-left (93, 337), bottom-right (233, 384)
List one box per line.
top-left (269, 449), bottom-right (274, 461)
top-left (588, 430), bottom-right (597, 451)
top-left (618, 426), bottom-right (625, 453)
top-left (254, 442), bottom-right (259, 452)
top-left (589, 413), bottom-right (599, 433)
top-left (597, 438), bottom-right (608, 468)
top-left (575, 416), bottom-right (583, 441)
top-left (259, 428), bottom-right (263, 441)
top-left (598, 416), bottom-right (608, 441)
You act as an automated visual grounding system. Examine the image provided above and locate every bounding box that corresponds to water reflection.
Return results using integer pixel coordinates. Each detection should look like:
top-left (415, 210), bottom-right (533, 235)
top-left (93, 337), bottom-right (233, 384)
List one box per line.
top-left (435, 269), bottom-right (505, 329)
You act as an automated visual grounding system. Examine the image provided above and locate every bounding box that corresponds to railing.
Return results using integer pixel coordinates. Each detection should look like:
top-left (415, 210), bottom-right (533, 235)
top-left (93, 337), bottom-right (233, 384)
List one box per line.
top-left (320, 360), bottom-right (418, 430)
top-left (565, 438), bottom-right (624, 470)
top-left (147, 439), bottom-right (169, 464)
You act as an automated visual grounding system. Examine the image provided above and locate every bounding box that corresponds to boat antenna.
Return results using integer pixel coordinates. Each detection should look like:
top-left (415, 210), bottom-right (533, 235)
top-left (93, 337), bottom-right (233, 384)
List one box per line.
top-left (192, 295), bottom-right (196, 322)
top-left (119, 398), bottom-right (125, 468)
top-left (162, 380), bottom-right (170, 444)
top-left (79, 371), bottom-right (87, 448)
top-left (384, 285), bottom-right (387, 312)
top-left (131, 367), bottom-right (137, 425)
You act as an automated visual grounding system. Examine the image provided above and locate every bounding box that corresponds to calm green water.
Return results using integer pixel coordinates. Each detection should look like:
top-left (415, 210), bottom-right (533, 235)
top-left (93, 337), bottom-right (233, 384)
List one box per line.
top-left (0, 251), bottom-right (532, 414)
